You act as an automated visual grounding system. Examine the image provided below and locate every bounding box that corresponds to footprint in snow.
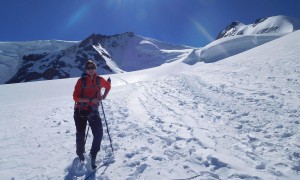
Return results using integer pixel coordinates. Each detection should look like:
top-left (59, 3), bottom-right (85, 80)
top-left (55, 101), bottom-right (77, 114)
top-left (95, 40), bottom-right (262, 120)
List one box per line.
top-left (128, 164), bottom-right (148, 178)
top-left (203, 156), bottom-right (229, 171)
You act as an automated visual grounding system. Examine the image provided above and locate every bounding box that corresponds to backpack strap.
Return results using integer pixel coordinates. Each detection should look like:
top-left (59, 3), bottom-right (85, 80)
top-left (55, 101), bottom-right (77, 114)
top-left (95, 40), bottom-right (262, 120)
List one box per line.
top-left (77, 74), bottom-right (88, 109)
top-left (81, 76), bottom-right (87, 97)
top-left (96, 76), bottom-right (101, 88)
top-left (94, 76), bottom-right (101, 99)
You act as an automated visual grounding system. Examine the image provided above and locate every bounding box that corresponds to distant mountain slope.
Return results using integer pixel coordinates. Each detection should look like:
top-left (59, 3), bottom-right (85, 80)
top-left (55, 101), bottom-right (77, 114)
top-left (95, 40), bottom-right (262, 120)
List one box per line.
top-left (4, 32), bottom-right (192, 84)
top-left (0, 40), bottom-right (77, 84)
top-left (217, 15), bottom-right (300, 39)
top-left (86, 33), bottom-right (192, 72)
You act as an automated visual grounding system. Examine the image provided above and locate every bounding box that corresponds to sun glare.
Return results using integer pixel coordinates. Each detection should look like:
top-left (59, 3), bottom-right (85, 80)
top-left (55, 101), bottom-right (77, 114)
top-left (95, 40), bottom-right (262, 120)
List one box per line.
top-left (189, 17), bottom-right (214, 42)
top-left (66, 4), bottom-right (90, 29)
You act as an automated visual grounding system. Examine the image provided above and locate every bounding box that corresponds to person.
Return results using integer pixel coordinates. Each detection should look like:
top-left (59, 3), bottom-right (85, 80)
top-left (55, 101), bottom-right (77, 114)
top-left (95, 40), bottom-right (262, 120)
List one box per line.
top-left (73, 60), bottom-right (111, 168)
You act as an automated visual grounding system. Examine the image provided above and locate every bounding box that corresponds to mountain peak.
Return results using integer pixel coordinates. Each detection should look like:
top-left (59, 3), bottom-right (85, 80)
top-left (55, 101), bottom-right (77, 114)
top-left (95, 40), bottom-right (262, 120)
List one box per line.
top-left (79, 32), bottom-right (135, 47)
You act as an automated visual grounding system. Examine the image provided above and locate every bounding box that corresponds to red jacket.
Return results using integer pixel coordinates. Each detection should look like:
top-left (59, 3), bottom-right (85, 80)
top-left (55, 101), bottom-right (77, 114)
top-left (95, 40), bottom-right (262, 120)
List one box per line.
top-left (73, 74), bottom-right (111, 110)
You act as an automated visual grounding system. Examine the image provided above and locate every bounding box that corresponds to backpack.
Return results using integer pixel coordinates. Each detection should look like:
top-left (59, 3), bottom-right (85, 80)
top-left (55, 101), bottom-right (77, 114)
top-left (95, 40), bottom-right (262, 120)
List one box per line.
top-left (77, 73), bottom-right (101, 110)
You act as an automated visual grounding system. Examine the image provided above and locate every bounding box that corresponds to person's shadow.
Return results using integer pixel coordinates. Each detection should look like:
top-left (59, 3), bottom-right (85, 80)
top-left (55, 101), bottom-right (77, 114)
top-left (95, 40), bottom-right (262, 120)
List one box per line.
top-left (64, 157), bottom-right (95, 180)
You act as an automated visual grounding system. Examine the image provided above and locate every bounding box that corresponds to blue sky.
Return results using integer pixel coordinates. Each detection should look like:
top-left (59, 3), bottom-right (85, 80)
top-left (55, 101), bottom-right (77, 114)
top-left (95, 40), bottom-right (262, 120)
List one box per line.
top-left (1, 0), bottom-right (300, 47)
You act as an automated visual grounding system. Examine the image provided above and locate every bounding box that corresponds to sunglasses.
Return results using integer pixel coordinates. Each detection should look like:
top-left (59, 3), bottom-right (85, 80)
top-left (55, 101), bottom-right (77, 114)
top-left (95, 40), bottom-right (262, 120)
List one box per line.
top-left (86, 66), bottom-right (95, 70)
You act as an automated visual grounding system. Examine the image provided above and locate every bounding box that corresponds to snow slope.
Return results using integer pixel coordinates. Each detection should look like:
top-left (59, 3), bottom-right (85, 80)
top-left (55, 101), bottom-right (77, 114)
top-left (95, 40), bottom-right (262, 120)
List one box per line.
top-left (101, 34), bottom-right (193, 71)
top-left (185, 34), bottom-right (284, 64)
top-left (0, 30), bottom-right (300, 179)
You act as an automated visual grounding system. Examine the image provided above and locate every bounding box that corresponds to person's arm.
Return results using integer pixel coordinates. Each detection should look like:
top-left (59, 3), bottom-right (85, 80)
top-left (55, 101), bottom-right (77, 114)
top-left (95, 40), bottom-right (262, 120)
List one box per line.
top-left (100, 77), bottom-right (111, 100)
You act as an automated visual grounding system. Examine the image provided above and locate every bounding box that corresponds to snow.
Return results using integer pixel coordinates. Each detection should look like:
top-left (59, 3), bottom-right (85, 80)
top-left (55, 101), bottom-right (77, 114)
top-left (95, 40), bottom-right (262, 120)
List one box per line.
top-left (93, 44), bottom-right (124, 73)
top-left (100, 33), bottom-right (193, 72)
top-left (1, 29), bottom-right (300, 179)
top-left (241, 15), bottom-right (300, 34)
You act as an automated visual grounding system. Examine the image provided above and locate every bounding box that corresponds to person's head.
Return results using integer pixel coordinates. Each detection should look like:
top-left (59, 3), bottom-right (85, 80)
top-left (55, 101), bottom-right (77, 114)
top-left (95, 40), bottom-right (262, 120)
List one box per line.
top-left (85, 60), bottom-right (97, 76)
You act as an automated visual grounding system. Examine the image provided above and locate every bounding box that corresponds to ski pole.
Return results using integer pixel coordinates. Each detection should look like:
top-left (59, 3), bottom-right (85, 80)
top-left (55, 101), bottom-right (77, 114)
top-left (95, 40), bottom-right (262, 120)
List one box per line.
top-left (84, 125), bottom-right (90, 146)
top-left (84, 91), bottom-right (98, 146)
top-left (84, 94), bottom-right (97, 147)
top-left (100, 99), bottom-right (114, 154)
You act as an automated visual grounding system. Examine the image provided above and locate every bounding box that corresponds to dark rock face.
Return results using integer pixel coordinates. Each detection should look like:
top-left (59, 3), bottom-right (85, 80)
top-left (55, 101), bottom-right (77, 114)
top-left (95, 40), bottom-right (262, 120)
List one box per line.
top-left (23, 53), bottom-right (48, 62)
top-left (253, 18), bottom-right (267, 27)
top-left (216, 21), bottom-right (241, 39)
top-left (216, 17), bottom-right (277, 39)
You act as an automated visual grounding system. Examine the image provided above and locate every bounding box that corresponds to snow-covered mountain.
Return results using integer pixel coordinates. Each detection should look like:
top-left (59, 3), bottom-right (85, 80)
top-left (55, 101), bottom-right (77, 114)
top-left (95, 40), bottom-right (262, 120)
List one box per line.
top-left (1, 28), bottom-right (300, 179)
top-left (216, 15), bottom-right (300, 39)
top-left (1, 15), bottom-right (299, 85)
top-left (2, 32), bottom-right (192, 84)
top-left (186, 15), bottom-right (300, 64)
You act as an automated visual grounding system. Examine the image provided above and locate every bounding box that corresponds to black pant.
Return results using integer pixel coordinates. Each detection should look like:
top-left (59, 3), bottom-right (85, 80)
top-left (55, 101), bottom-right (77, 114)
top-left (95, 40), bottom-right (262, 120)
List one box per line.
top-left (74, 109), bottom-right (103, 159)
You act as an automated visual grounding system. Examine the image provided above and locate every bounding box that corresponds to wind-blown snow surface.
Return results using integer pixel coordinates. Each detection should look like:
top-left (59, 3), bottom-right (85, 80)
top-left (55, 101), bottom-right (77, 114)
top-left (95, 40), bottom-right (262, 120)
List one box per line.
top-left (1, 30), bottom-right (300, 179)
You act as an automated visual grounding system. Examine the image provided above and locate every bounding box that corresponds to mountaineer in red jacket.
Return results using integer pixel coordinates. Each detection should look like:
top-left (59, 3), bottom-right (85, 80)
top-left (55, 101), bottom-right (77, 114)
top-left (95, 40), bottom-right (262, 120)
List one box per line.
top-left (73, 60), bottom-right (111, 168)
